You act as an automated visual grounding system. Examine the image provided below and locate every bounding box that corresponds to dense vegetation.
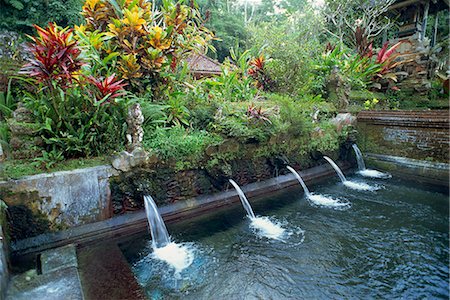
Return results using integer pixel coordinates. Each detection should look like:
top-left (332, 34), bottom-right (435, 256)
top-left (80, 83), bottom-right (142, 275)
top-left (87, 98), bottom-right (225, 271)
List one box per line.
top-left (0, 0), bottom-right (448, 177)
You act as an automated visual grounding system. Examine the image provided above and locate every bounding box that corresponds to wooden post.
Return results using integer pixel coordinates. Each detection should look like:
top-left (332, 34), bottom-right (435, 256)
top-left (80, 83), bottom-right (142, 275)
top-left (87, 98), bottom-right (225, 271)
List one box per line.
top-left (421, 1), bottom-right (430, 41)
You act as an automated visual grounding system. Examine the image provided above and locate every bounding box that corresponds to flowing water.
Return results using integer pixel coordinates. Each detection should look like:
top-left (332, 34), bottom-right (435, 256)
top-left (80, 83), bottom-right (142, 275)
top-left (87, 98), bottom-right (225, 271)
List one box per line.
top-left (229, 179), bottom-right (287, 240)
top-left (323, 156), bottom-right (378, 191)
top-left (286, 166), bottom-right (310, 196)
top-left (352, 144), bottom-right (392, 179)
top-left (144, 196), bottom-right (170, 248)
top-left (228, 179), bottom-right (256, 219)
top-left (352, 144), bottom-right (367, 170)
top-left (125, 176), bottom-right (449, 299)
top-left (143, 195), bottom-right (194, 274)
top-left (287, 165), bottom-right (350, 208)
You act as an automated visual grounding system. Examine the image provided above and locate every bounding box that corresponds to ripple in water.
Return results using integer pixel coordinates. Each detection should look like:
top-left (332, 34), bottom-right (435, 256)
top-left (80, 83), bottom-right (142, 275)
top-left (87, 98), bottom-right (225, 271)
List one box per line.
top-left (343, 180), bottom-right (381, 191)
top-left (249, 216), bottom-right (305, 245)
top-left (250, 216), bottom-right (285, 240)
top-left (152, 242), bottom-right (195, 274)
top-left (358, 169), bottom-right (392, 179)
top-left (308, 193), bottom-right (351, 209)
top-left (132, 241), bottom-right (213, 294)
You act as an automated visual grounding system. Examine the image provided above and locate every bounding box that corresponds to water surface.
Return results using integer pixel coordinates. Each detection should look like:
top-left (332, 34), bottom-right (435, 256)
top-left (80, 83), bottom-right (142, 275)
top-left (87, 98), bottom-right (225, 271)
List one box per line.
top-left (122, 175), bottom-right (449, 299)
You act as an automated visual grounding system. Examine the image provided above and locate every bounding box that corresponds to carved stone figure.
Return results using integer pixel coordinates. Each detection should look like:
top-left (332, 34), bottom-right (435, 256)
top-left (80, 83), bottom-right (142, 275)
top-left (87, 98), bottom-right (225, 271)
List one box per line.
top-left (126, 103), bottom-right (144, 151)
top-left (326, 66), bottom-right (349, 110)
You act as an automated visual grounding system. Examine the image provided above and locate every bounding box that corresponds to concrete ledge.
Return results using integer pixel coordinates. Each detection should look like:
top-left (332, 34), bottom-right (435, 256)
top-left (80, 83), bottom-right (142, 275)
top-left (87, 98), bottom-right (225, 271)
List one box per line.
top-left (10, 161), bottom-right (351, 257)
top-left (366, 153), bottom-right (449, 189)
top-left (6, 244), bottom-right (83, 300)
top-left (0, 165), bottom-right (118, 228)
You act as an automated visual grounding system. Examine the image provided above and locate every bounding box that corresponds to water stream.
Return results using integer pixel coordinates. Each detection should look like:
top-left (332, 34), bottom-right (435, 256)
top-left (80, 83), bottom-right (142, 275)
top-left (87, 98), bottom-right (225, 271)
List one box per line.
top-left (229, 179), bottom-right (286, 240)
top-left (286, 166), bottom-right (350, 208)
top-left (352, 144), bottom-right (392, 179)
top-left (143, 196), bottom-right (194, 274)
top-left (228, 179), bottom-right (256, 219)
top-left (323, 156), bottom-right (378, 191)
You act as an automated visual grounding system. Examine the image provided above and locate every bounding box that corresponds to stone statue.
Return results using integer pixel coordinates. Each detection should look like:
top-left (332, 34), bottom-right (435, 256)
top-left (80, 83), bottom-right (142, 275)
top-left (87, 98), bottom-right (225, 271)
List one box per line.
top-left (326, 66), bottom-right (349, 110)
top-left (126, 103), bottom-right (144, 151)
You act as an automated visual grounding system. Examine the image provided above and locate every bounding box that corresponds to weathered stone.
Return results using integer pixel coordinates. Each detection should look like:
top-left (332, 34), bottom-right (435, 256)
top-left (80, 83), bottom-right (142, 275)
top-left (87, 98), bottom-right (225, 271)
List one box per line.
top-left (205, 145), bottom-right (218, 156)
top-left (6, 266), bottom-right (83, 300)
top-left (7, 120), bottom-right (38, 136)
top-left (8, 103), bottom-right (41, 160)
top-left (112, 148), bottom-right (149, 171)
top-left (326, 66), bottom-right (349, 110)
top-left (130, 147), bottom-right (148, 168)
top-left (40, 244), bottom-right (77, 274)
top-left (330, 113), bottom-right (356, 132)
top-left (112, 151), bottom-right (132, 172)
top-left (0, 199), bottom-right (9, 300)
top-left (0, 166), bottom-right (117, 239)
top-left (126, 103), bottom-right (144, 151)
top-left (357, 110), bottom-right (449, 163)
top-left (218, 139), bottom-right (240, 153)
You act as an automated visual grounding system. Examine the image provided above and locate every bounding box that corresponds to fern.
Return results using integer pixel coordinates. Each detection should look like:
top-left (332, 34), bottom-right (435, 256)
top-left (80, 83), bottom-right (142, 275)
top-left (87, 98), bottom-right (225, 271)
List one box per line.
top-left (6, 0), bottom-right (24, 10)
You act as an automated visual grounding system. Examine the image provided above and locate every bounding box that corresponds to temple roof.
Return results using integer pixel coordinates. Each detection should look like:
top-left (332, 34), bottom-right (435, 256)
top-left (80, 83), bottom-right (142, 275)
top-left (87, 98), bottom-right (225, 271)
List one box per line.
top-left (388, 0), bottom-right (449, 14)
top-left (185, 53), bottom-right (222, 78)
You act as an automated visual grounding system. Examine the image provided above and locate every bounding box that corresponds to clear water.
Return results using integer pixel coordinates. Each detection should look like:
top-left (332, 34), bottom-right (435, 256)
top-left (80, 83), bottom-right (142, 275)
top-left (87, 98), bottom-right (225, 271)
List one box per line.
top-left (122, 175), bottom-right (449, 299)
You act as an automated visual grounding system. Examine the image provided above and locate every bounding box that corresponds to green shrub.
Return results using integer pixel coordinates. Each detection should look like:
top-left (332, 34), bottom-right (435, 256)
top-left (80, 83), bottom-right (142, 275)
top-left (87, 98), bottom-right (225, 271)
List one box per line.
top-left (0, 0), bottom-right (83, 33)
top-left (23, 85), bottom-right (128, 158)
top-left (144, 127), bottom-right (223, 162)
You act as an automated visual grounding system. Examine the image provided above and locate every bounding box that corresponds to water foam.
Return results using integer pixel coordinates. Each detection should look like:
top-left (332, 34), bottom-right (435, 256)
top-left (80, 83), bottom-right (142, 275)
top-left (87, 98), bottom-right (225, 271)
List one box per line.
top-left (358, 169), bottom-right (392, 179)
top-left (152, 242), bottom-right (195, 274)
top-left (343, 180), bottom-right (380, 191)
top-left (308, 193), bottom-right (351, 209)
top-left (250, 216), bottom-right (286, 240)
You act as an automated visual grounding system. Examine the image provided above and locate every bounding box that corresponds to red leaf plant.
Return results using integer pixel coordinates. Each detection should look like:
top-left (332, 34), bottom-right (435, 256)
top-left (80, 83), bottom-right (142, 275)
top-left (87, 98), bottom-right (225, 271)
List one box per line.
top-left (248, 55), bottom-right (275, 91)
top-left (246, 103), bottom-right (272, 124)
top-left (21, 23), bottom-right (83, 88)
top-left (87, 74), bottom-right (127, 103)
top-left (376, 41), bottom-right (403, 73)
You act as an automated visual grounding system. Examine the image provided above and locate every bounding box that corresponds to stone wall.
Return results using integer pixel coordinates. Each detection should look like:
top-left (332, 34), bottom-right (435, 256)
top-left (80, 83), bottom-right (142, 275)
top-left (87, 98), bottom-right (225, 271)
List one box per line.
top-left (110, 144), bottom-right (355, 215)
top-left (392, 33), bottom-right (431, 93)
top-left (0, 200), bottom-right (9, 300)
top-left (0, 166), bottom-right (117, 240)
top-left (357, 110), bottom-right (449, 186)
top-left (357, 110), bottom-right (449, 163)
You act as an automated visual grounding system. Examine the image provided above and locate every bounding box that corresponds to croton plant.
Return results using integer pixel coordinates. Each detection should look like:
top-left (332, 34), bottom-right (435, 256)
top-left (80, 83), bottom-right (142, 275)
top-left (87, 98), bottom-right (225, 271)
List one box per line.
top-left (76, 0), bottom-right (214, 92)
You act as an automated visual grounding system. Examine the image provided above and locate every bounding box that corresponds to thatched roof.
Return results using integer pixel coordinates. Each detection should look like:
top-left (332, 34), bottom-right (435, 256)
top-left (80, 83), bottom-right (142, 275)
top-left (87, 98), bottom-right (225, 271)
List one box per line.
top-left (185, 53), bottom-right (222, 78)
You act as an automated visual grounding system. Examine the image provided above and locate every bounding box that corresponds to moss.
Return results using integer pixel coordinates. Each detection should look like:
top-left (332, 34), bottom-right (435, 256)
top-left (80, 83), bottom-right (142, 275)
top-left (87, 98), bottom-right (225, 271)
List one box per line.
top-left (6, 204), bottom-right (51, 240)
top-left (1, 156), bottom-right (108, 179)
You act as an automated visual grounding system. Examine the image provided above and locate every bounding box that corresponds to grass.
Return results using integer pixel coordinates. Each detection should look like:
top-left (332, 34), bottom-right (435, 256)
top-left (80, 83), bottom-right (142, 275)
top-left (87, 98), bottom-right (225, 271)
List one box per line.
top-left (1, 156), bottom-right (109, 180)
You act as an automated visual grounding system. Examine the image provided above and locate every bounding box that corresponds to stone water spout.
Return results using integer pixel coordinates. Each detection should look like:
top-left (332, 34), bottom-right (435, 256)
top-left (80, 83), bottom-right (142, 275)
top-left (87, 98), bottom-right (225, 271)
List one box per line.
top-left (144, 195), bottom-right (170, 249)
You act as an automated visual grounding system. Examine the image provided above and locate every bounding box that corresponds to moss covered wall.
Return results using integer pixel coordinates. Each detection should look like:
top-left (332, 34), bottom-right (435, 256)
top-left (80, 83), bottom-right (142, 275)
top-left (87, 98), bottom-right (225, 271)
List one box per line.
top-left (356, 110), bottom-right (449, 163)
top-left (0, 166), bottom-right (117, 241)
top-left (110, 141), bottom-right (355, 214)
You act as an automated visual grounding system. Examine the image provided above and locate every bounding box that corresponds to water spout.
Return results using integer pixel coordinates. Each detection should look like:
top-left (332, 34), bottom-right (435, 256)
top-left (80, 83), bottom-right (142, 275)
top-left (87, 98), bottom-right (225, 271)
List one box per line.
top-left (287, 166), bottom-right (351, 209)
top-left (143, 195), bottom-right (194, 274)
top-left (229, 179), bottom-right (286, 240)
top-left (144, 195), bottom-right (170, 249)
top-left (352, 144), bottom-right (392, 179)
top-left (323, 157), bottom-right (378, 191)
top-left (286, 166), bottom-right (310, 197)
top-left (352, 144), bottom-right (366, 171)
top-left (229, 179), bottom-right (256, 219)
top-left (323, 156), bottom-right (347, 183)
